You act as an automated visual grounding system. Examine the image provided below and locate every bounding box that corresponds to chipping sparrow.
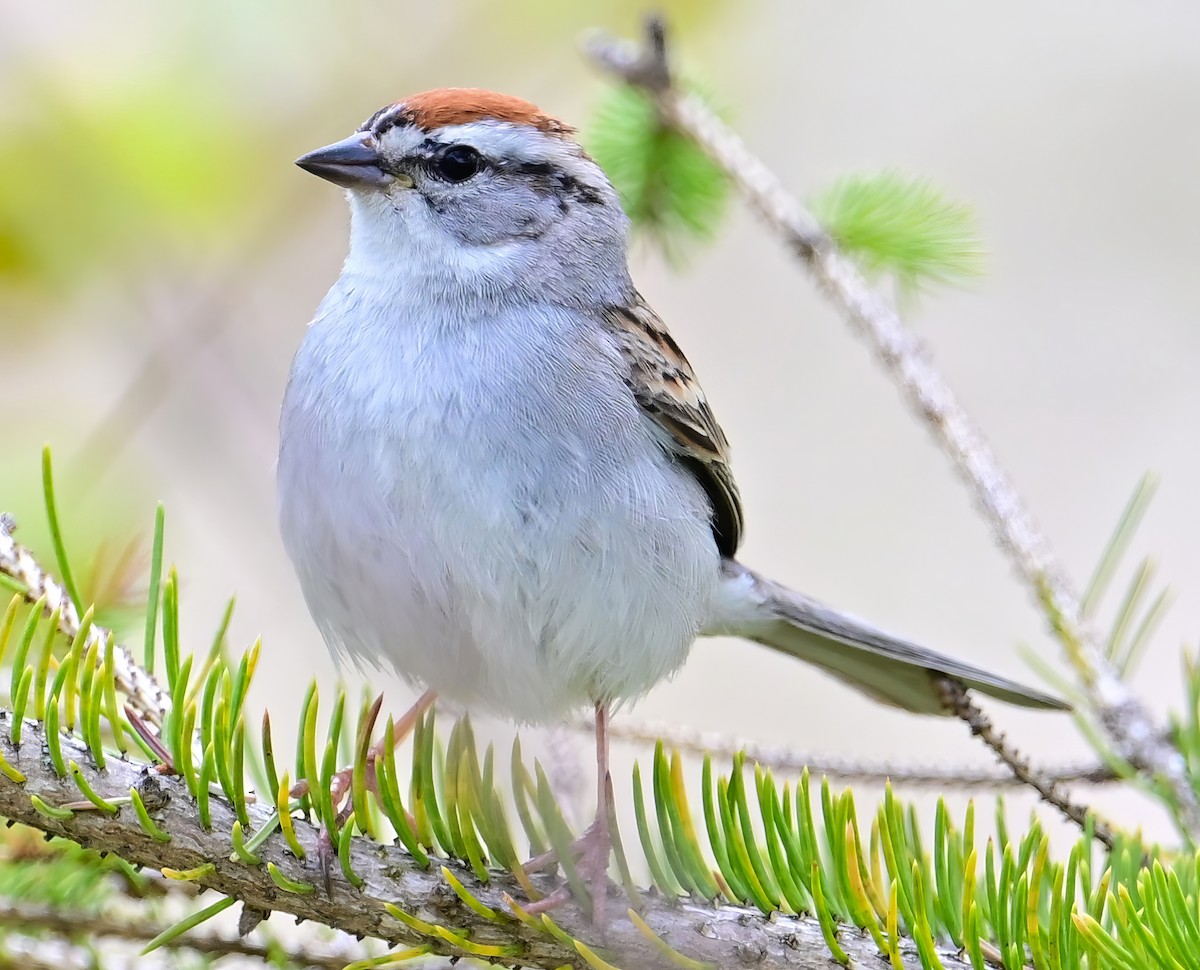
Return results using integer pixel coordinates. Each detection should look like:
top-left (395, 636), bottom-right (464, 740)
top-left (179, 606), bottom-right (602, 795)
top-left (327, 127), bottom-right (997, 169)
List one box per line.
top-left (278, 88), bottom-right (1064, 910)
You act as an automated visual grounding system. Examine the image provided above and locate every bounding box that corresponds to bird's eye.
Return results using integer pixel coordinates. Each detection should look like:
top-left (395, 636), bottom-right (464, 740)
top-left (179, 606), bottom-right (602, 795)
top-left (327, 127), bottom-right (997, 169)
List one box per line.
top-left (433, 145), bottom-right (482, 182)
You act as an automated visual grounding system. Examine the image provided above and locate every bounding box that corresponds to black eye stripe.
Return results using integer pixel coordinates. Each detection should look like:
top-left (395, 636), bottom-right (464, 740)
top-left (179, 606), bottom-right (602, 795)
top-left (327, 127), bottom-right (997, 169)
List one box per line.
top-left (512, 161), bottom-right (554, 178)
top-left (401, 143), bottom-right (605, 205)
top-left (510, 162), bottom-right (605, 206)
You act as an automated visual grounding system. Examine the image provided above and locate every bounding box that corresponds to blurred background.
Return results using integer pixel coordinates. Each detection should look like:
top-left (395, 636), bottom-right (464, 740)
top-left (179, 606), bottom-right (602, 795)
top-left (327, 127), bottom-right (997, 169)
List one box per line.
top-left (2, 1), bottom-right (1198, 851)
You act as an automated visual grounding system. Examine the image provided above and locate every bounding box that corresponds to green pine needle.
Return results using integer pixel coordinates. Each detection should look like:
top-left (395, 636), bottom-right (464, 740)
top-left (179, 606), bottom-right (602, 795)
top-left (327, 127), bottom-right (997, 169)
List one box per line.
top-left (141, 895), bottom-right (236, 955)
top-left (587, 84), bottom-right (730, 258)
top-left (41, 447), bottom-right (84, 615)
top-left (811, 171), bottom-right (985, 293)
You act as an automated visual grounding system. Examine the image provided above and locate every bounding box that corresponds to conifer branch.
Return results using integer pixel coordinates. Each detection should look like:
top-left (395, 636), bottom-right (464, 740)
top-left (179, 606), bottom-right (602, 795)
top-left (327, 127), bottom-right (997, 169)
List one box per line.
top-left (582, 18), bottom-right (1200, 834)
top-left (0, 718), bottom-right (968, 970)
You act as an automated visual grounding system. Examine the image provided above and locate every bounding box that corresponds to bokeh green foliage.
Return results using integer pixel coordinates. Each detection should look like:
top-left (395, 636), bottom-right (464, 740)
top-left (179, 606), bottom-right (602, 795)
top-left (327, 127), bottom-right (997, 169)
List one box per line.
top-left (0, 833), bottom-right (138, 910)
top-left (0, 78), bottom-right (265, 296)
top-left (811, 172), bottom-right (986, 293)
top-left (587, 85), bottom-right (730, 259)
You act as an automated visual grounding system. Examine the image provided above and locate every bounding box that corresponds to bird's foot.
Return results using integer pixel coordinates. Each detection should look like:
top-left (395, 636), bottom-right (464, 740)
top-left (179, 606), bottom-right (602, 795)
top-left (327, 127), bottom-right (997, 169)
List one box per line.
top-left (522, 818), bottom-right (613, 923)
top-left (288, 690), bottom-right (435, 894)
top-left (300, 765), bottom-right (381, 898)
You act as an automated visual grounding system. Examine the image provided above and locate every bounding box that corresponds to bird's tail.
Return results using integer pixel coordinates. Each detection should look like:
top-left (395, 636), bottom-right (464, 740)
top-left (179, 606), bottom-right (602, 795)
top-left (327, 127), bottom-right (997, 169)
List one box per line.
top-left (707, 561), bottom-right (1068, 715)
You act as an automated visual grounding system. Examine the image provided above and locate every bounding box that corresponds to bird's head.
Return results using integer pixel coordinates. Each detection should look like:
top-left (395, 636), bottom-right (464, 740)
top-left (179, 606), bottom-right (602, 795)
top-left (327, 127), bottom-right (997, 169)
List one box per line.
top-left (296, 88), bottom-right (630, 303)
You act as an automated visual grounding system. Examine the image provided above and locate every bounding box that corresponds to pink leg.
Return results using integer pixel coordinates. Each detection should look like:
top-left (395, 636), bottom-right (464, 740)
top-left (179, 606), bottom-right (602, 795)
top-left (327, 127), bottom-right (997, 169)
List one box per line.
top-left (525, 703), bottom-right (613, 922)
top-left (292, 688), bottom-right (437, 808)
top-left (292, 689), bottom-right (437, 895)
top-left (590, 703), bottom-right (612, 925)
top-left (330, 688), bottom-right (437, 812)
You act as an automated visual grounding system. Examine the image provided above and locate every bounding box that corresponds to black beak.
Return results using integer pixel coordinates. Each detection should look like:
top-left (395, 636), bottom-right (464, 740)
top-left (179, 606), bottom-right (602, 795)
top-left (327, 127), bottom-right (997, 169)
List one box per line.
top-left (295, 134), bottom-right (391, 189)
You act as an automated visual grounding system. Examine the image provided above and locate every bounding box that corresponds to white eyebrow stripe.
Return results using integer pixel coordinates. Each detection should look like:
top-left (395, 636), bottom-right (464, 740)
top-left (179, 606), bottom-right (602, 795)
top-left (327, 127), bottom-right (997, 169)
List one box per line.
top-left (375, 123), bottom-right (430, 158)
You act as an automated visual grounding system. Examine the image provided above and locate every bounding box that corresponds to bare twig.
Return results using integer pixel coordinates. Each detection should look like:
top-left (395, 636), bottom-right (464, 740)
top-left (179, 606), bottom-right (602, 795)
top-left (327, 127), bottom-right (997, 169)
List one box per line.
top-left (0, 515), bottom-right (170, 727)
top-left (0, 943), bottom-right (85, 970)
top-left (583, 19), bottom-right (1200, 834)
top-left (585, 716), bottom-right (1118, 789)
top-left (936, 680), bottom-right (1117, 849)
top-left (0, 900), bottom-right (371, 969)
top-left (0, 719), bottom-right (971, 970)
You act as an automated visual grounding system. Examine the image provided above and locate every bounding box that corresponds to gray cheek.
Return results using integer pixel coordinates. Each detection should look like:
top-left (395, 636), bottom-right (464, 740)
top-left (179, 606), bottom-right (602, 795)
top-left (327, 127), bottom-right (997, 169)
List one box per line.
top-left (424, 185), bottom-right (557, 245)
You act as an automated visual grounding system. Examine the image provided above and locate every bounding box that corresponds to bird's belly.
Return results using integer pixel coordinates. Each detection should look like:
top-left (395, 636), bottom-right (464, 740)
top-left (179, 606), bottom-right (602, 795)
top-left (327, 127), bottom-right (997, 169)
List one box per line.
top-left (277, 318), bottom-right (721, 722)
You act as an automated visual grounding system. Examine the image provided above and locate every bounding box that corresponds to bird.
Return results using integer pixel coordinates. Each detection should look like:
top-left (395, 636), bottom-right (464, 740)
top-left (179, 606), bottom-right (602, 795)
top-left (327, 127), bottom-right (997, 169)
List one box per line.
top-left (277, 87), bottom-right (1065, 915)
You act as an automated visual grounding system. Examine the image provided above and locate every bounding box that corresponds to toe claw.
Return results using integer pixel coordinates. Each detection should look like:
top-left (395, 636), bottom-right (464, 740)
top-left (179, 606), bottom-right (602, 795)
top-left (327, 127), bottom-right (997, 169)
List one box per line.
top-left (519, 819), bottom-right (612, 922)
top-left (522, 884), bottom-right (572, 915)
top-left (317, 828), bottom-right (337, 897)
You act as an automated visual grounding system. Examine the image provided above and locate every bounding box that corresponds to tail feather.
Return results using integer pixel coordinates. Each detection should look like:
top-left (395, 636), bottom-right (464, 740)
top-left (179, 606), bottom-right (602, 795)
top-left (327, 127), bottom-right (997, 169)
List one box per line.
top-left (708, 561), bottom-right (1068, 715)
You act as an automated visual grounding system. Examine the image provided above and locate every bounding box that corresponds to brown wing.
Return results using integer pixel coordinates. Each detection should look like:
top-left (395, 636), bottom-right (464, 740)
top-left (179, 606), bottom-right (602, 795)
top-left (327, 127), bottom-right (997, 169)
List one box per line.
top-left (603, 296), bottom-right (743, 557)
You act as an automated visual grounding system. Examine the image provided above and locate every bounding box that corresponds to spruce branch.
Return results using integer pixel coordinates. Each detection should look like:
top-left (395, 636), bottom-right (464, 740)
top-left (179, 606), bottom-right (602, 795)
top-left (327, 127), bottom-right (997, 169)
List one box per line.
top-left (0, 719), bottom-right (969, 970)
top-left (582, 18), bottom-right (1200, 835)
top-left (0, 515), bottom-right (169, 728)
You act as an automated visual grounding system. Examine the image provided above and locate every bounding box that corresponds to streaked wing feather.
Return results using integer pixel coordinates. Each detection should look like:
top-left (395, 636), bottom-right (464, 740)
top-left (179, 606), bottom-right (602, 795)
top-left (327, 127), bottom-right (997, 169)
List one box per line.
top-left (604, 296), bottom-right (743, 556)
